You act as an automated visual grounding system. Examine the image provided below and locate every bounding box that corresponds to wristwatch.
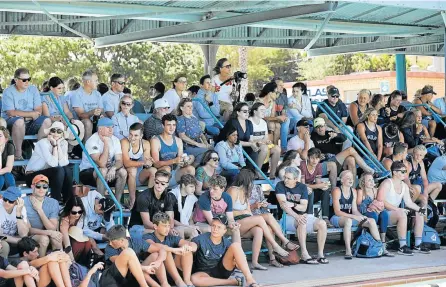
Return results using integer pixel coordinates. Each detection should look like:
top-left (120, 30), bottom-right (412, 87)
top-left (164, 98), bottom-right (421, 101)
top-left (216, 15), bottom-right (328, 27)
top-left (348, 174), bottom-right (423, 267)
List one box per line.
top-left (16, 216), bottom-right (23, 220)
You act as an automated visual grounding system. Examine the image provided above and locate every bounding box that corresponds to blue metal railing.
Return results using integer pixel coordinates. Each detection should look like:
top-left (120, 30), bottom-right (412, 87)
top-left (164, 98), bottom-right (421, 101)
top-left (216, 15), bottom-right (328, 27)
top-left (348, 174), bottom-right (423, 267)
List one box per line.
top-left (44, 92), bottom-right (123, 223)
top-left (313, 101), bottom-right (387, 173)
top-left (407, 103), bottom-right (446, 127)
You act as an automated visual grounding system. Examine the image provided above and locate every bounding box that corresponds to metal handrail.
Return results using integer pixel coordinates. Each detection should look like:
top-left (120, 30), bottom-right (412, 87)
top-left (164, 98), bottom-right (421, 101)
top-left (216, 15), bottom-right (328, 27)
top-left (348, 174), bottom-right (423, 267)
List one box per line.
top-left (44, 92), bottom-right (123, 223)
top-left (406, 103), bottom-right (446, 127)
top-left (313, 101), bottom-right (387, 173)
top-left (192, 98), bottom-right (276, 189)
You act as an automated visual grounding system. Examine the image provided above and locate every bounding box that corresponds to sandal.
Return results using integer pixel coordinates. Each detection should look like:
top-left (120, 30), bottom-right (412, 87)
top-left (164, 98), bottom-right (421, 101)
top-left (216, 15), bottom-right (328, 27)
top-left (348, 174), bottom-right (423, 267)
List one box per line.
top-left (273, 245), bottom-right (289, 257)
top-left (234, 276), bottom-right (244, 287)
top-left (344, 254), bottom-right (353, 260)
top-left (269, 259), bottom-right (284, 268)
top-left (284, 240), bottom-right (299, 251)
top-left (300, 257), bottom-right (319, 264)
top-left (251, 263), bottom-right (268, 271)
top-left (317, 257), bottom-right (329, 264)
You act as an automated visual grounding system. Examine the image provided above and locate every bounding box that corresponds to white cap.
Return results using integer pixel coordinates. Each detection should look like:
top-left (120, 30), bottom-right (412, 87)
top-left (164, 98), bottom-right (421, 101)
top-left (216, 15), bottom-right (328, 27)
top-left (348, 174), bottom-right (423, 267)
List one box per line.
top-left (154, 99), bottom-right (170, 109)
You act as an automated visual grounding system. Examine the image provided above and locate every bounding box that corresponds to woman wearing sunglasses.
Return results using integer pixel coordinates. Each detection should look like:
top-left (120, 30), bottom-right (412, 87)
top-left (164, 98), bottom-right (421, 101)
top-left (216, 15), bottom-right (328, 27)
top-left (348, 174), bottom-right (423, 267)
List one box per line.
top-left (195, 150), bottom-right (220, 195)
top-left (111, 94), bottom-right (140, 140)
top-left (0, 127), bottom-right (15, 191)
top-left (24, 121), bottom-right (73, 204)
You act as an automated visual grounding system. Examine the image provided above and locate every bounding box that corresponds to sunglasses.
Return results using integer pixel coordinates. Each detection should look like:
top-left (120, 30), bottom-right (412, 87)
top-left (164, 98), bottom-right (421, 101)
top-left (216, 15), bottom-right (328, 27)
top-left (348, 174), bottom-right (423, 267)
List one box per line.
top-left (50, 128), bottom-right (63, 134)
top-left (70, 210), bottom-right (83, 215)
top-left (223, 64), bottom-right (232, 69)
top-left (121, 102), bottom-right (132, 107)
top-left (394, 170), bottom-right (407, 174)
top-left (240, 110), bottom-right (249, 113)
top-left (330, 95), bottom-right (340, 98)
top-left (211, 157), bottom-right (219, 162)
top-left (18, 78), bottom-right (31, 82)
top-left (155, 180), bottom-right (168, 186)
top-left (35, 184), bottom-right (49, 190)
top-left (113, 81), bottom-right (126, 85)
top-left (4, 199), bottom-right (16, 204)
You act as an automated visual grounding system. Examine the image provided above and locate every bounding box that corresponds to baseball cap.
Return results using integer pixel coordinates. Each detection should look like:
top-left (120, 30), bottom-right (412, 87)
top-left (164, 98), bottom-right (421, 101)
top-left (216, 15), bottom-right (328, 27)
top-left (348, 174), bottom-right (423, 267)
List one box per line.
top-left (99, 198), bottom-right (115, 222)
top-left (32, 174), bottom-right (49, 185)
top-left (327, 87), bottom-right (340, 96)
top-left (2, 187), bottom-right (21, 202)
top-left (313, 117), bottom-right (326, 128)
top-left (212, 214), bottom-right (228, 226)
top-left (97, 117), bottom-right (114, 128)
top-left (296, 119), bottom-right (312, 128)
top-left (154, 99), bottom-right (170, 109)
top-left (421, 85), bottom-right (436, 95)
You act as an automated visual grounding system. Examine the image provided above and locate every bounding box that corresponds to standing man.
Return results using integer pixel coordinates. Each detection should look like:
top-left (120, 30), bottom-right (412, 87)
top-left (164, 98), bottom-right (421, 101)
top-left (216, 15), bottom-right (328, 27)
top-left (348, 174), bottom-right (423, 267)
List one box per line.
top-left (23, 175), bottom-right (63, 257)
top-left (71, 70), bottom-right (103, 142)
top-left (1, 68), bottom-right (51, 159)
top-left (79, 117), bottom-right (128, 201)
top-left (102, 74), bottom-right (126, 118)
top-left (193, 75), bottom-right (221, 136)
top-left (143, 99), bottom-right (170, 140)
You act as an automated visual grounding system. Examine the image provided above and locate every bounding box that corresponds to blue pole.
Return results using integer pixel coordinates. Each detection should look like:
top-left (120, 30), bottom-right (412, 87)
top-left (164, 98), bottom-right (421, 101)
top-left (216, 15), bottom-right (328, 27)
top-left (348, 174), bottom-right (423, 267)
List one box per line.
top-left (44, 92), bottom-right (123, 224)
top-left (396, 54), bottom-right (407, 93)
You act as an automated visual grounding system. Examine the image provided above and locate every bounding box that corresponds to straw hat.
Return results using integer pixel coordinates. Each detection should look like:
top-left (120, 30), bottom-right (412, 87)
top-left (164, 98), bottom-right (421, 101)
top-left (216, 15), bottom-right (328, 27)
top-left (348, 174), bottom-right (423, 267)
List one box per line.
top-left (68, 226), bottom-right (89, 243)
top-left (67, 120), bottom-right (85, 146)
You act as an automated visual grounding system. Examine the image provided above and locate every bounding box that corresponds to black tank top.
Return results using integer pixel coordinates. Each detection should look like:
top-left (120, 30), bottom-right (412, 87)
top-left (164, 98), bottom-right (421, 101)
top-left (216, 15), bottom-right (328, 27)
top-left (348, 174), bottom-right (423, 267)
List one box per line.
top-left (383, 126), bottom-right (399, 148)
top-left (415, 127), bottom-right (427, 144)
top-left (364, 122), bottom-right (378, 155)
top-left (346, 101), bottom-right (368, 127)
top-left (339, 187), bottom-right (353, 214)
top-left (408, 156), bottom-right (421, 182)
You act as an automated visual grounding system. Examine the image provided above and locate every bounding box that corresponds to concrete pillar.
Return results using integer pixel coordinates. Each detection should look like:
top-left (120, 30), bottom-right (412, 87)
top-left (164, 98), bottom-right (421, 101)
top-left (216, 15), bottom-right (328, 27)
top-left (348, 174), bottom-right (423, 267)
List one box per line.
top-left (395, 54), bottom-right (407, 93)
top-left (238, 46), bottom-right (248, 101)
top-left (200, 45), bottom-right (219, 75)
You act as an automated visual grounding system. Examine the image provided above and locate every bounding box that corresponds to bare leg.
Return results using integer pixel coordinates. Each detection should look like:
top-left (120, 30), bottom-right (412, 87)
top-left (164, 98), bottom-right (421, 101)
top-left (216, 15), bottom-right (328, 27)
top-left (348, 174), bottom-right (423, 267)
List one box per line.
top-left (175, 251), bottom-right (193, 285)
top-left (47, 261), bottom-right (66, 287)
top-left (12, 118), bottom-right (25, 158)
top-left (37, 264), bottom-right (51, 287)
top-left (337, 217), bottom-right (353, 256)
top-left (141, 253), bottom-right (162, 287)
top-left (114, 248), bottom-right (149, 287)
top-left (428, 120), bottom-right (436, 137)
top-left (296, 221), bottom-right (311, 260)
top-left (59, 261), bottom-right (72, 287)
top-left (243, 226), bottom-right (264, 268)
top-left (327, 161), bottom-right (337, 188)
top-left (313, 219), bottom-right (327, 258)
top-left (81, 119), bottom-right (93, 144)
top-left (32, 235), bottom-right (50, 258)
top-left (175, 165), bottom-right (195, 184)
top-left (261, 213), bottom-right (288, 245)
top-left (164, 252), bottom-right (186, 287)
top-left (94, 167), bottom-right (109, 196)
top-left (256, 145), bottom-right (268, 172)
top-left (192, 272), bottom-right (237, 287)
top-left (145, 167), bottom-right (157, 188)
top-left (127, 167), bottom-right (137, 208)
top-left (221, 242), bottom-right (257, 286)
top-left (37, 118), bottom-right (52, 140)
top-left (269, 146), bottom-right (281, 179)
top-left (343, 156), bottom-right (356, 182)
top-left (413, 213), bottom-right (424, 238)
top-left (427, 182), bottom-right (442, 200)
top-left (17, 261), bottom-right (36, 287)
top-left (114, 168), bottom-right (128, 203)
top-left (336, 147), bottom-right (374, 173)
top-left (389, 209), bottom-right (408, 240)
top-left (362, 218), bottom-right (381, 241)
top-left (50, 236), bottom-right (63, 252)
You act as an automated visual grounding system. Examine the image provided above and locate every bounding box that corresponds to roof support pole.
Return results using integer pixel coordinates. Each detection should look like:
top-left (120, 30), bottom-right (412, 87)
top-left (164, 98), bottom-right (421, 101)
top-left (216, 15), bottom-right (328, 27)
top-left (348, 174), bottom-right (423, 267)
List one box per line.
top-left (304, 2), bottom-right (338, 51)
top-left (395, 54), bottom-right (407, 93)
top-left (201, 45), bottom-right (219, 75)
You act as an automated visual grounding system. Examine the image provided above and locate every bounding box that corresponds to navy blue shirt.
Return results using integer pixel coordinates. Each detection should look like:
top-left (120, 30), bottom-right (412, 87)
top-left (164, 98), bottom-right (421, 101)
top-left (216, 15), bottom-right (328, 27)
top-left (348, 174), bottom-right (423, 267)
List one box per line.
top-left (191, 233), bottom-right (231, 272)
top-left (275, 181), bottom-right (309, 215)
top-left (143, 232), bottom-right (181, 248)
top-left (104, 238), bottom-right (150, 265)
top-left (316, 99), bottom-right (348, 119)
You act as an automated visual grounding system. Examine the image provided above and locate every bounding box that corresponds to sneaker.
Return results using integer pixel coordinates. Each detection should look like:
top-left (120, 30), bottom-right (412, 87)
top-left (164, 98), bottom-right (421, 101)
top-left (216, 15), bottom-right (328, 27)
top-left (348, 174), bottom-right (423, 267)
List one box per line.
top-left (382, 244), bottom-right (395, 257)
top-left (413, 245), bottom-right (431, 254)
top-left (398, 245), bottom-right (414, 256)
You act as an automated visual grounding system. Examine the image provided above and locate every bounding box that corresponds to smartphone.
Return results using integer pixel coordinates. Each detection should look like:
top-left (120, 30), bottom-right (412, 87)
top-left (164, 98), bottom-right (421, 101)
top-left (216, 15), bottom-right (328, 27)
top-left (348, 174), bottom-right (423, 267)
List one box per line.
top-left (64, 246), bottom-right (72, 254)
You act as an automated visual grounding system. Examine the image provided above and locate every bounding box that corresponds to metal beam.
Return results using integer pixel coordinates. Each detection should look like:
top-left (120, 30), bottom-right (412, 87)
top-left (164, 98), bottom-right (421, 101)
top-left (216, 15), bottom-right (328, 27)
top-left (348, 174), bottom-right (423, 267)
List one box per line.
top-left (63, 21), bottom-right (82, 36)
top-left (118, 19), bottom-right (135, 34)
top-left (9, 13), bottom-right (33, 34)
top-left (95, 3), bottom-right (335, 48)
top-left (307, 34), bottom-right (444, 56)
top-left (413, 12), bottom-right (441, 24)
top-left (251, 28), bottom-right (268, 46)
top-left (304, 2), bottom-right (338, 51)
top-left (339, 0), bottom-right (446, 11)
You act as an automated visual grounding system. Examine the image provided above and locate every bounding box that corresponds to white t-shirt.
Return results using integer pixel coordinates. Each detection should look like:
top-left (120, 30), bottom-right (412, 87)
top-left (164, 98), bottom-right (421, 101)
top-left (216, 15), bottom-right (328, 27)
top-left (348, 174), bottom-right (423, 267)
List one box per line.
top-left (212, 75), bottom-right (233, 104)
top-left (249, 117), bottom-right (268, 141)
top-left (162, 89), bottom-right (181, 114)
top-left (287, 135), bottom-right (314, 151)
top-left (80, 133), bottom-right (122, 171)
top-left (0, 200), bottom-right (28, 236)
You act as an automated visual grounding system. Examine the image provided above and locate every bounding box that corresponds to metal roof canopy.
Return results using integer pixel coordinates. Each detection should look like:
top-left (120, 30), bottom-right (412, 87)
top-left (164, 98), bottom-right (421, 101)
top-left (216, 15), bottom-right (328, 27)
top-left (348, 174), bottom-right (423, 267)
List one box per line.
top-left (0, 0), bottom-right (445, 56)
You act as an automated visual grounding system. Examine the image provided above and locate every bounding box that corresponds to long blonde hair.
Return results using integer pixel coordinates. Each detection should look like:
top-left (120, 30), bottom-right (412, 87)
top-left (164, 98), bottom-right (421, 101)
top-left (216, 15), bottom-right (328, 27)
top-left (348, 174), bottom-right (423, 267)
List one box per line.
top-left (358, 107), bottom-right (377, 124)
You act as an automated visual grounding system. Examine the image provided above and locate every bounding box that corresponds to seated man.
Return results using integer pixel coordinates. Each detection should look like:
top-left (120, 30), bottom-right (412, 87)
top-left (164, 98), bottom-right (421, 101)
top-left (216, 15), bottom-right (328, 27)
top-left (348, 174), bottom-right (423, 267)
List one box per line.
top-left (191, 214), bottom-right (259, 287)
top-left (150, 114), bottom-right (195, 187)
top-left (315, 86), bottom-right (347, 132)
top-left (103, 225), bottom-right (168, 287)
top-left (276, 166), bottom-right (328, 264)
top-left (0, 238), bottom-right (39, 287)
top-left (311, 117), bottom-right (375, 183)
top-left (14, 237), bottom-right (71, 287)
top-left (128, 170), bottom-right (178, 239)
top-left (143, 99), bottom-right (170, 140)
top-left (286, 119), bottom-right (314, 159)
top-left (0, 187), bottom-right (30, 257)
top-left (70, 69), bottom-right (103, 142)
top-left (79, 117), bottom-right (128, 201)
top-left (81, 190), bottom-right (115, 255)
top-left (1, 67), bottom-right (51, 159)
top-left (102, 74), bottom-right (126, 118)
top-left (24, 175), bottom-right (62, 257)
top-left (382, 142), bottom-right (409, 171)
top-left (192, 175), bottom-right (240, 242)
top-left (144, 212), bottom-right (198, 287)
top-left (121, 122), bottom-right (157, 209)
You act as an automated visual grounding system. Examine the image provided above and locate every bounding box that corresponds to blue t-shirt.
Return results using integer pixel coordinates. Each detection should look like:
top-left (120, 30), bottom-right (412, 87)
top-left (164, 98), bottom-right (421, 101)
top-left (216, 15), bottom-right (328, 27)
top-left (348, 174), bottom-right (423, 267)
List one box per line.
top-left (198, 191), bottom-right (233, 213)
top-left (104, 237), bottom-right (150, 265)
top-left (1, 85), bottom-right (42, 119)
top-left (275, 181), bottom-right (308, 215)
top-left (191, 232), bottom-right (231, 272)
top-left (41, 92), bottom-right (68, 116)
top-left (102, 90), bottom-right (124, 114)
top-left (176, 115), bottom-right (202, 141)
top-left (23, 196), bottom-right (59, 230)
top-left (142, 232), bottom-right (181, 248)
top-left (315, 99), bottom-right (348, 119)
top-left (428, 155), bottom-right (446, 184)
top-left (70, 87), bottom-right (103, 115)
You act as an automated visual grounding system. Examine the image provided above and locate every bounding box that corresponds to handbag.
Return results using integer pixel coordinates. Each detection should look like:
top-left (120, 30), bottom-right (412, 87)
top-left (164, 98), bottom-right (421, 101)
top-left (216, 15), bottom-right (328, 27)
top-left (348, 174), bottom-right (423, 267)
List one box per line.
top-left (274, 249), bottom-right (300, 265)
top-left (72, 184), bottom-right (90, 197)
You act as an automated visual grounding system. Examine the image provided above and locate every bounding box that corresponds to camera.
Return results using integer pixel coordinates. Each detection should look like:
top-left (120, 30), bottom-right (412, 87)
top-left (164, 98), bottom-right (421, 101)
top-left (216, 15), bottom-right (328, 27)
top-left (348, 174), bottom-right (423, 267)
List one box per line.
top-left (233, 71), bottom-right (247, 82)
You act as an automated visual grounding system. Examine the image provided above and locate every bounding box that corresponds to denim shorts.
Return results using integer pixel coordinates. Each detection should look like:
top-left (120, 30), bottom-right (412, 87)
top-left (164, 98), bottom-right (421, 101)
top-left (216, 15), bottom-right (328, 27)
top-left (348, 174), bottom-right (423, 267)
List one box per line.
top-left (330, 215), bottom-right (359, 228)
top-left (6, 116), bottom-right (48, 135)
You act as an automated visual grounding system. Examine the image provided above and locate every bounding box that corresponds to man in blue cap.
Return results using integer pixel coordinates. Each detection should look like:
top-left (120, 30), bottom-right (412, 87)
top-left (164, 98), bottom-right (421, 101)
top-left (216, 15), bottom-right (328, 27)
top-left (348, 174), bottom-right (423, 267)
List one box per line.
top-left (79, 117), bottom-right (128, 202)
top-left (0, 187), bottom-right (30, 257)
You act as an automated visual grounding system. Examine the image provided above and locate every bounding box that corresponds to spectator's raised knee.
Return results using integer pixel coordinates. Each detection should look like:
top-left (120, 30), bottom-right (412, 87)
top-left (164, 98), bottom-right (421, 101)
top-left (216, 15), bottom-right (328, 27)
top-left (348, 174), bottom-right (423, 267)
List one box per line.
top-left (17, 260), bottom-right (30, 270)
top-left (36, 235), bottom-right (50, 247)
top-left (117, 168), bottom-right (127, 178)
top-left (13, 117), bottom-right (25, 127)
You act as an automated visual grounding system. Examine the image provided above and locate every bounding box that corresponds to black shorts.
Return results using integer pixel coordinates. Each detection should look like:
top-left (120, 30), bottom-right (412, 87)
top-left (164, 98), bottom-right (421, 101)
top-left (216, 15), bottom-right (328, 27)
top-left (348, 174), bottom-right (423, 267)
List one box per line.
top-left (204, 258), bottom-right (234, 279)
top-left (79, 168), bottom-right (117, 187)
top-left (99, 263), bottom-right (138, 287)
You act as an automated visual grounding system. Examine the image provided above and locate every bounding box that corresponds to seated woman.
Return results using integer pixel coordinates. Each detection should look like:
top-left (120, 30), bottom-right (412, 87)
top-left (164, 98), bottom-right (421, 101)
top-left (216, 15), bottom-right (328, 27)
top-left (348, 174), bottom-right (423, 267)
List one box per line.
top-left (249, 102), bottom-right (280, 180)
top-left (356, 108), bottom-right (383, 161)
top-left (59, 196), bottom-right (98, 264)
top-left (274, 150), bottom-right (301, 183)
top-left (256, 82), bottom-right (287, 148)
top-left (287, 82), bottom-right (313, 123)
top-left (406, 145), bottom-right (442, 205)
top-left (399, 110), bottom-right (418, 151)
top-left (111, 95), bottom-right (140, 140)
top-left (0, 127), bottom-right (15, 190)
top-left (382, 122), bottom-right (404, 157)
top-left (227, 168), bottom-right (291, 270)
top-left (330, 170), bottom-right (383, 259)
top-left (412, 85), bottom-right (440, 137)
top-left (214, 126), bottom-right (246, 185)
top-left (195, 150), bottom-right (219, 195)
top-left (379, 90), bottom-right (406, 125)
top-left (412, 109), bottom-right (444, 151)
top-left (24, 122), bottom-right (73, 203)
top-left (176, 98), bottom-right (212, 166)
top-left (346, 89), bottom-right (370, 127)
top-left (370, 93), bottom-right (386, 126)
top-left (356, 172), bottom-right (393, 257)
top-left (377, 161), bottom-right (430, 255)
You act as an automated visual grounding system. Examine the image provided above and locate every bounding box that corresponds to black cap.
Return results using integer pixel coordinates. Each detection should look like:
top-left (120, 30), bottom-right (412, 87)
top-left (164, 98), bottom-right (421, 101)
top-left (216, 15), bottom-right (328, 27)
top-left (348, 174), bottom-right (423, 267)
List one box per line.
top-left (327, 87), bottom-right (340, 96)
top-left (99, 198), bottom-right (115, 222)
top-left (296, 119), bottom-right (312, 127)
top-left (421, 85), bottom-right (436, 95)
top-left (212, 214), bottom-right (228, 226)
